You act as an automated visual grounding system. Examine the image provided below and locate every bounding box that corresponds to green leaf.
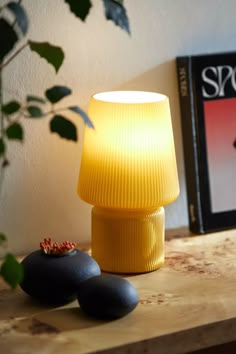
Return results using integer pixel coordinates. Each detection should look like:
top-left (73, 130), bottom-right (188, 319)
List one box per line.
top-left (26, 95), bottom-right (46, 104)
top-left (45, 86), bottom-right (72, 104)
top-left (27, 106), bottom-right (44, 118)
top-left (7, 2), bottom-right (28, 35)
top-left (0, 19), bottom-right (18, 61)
top-left (2, 158), bottom-right (9, 168)
top-left (2, 101), bottom-right (21, 114)
top-left (6, 123), bottom-right (23, 141)
top-left (0, 138), bottom-right (5, 156)
top-left (102, 0), bottom-right (130, 34)
top-left (28, 41), bottom-right (64, 73)
top-left (0, 254), bottom-right (24, 289)
top-left (69, 106), bottom-right (94, 128)
top-left (50, 115), bottom-right (77, 141)
top-left (64, 0), bottom-right (92, 21)
top-left (0, 233), bottom-right (7, 245)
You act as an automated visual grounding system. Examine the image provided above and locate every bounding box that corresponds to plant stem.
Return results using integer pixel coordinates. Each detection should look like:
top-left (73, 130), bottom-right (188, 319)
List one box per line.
top-left (4, 106), bottom-right (70, 131)
top-left (0, 69), bottom-right (6, 157)
top-left (22, 106), bottom-right (71, 119)
top-left (0, 42), bottom-right (28, 71)
top-left (0, 67), bottom-right (5, 197)
top-left (0, 70), bottom-right (3, 137)
top-left (43, 107), bottom-right (70, 116)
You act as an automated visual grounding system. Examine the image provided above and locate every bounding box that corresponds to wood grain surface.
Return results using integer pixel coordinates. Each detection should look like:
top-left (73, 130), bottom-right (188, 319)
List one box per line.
top-left (0, 228), bottom-right (236, 354)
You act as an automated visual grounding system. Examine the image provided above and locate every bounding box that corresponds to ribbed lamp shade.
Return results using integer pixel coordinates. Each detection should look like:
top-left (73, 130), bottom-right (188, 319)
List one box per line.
top-left (78, 91), bottom-right (179, 273)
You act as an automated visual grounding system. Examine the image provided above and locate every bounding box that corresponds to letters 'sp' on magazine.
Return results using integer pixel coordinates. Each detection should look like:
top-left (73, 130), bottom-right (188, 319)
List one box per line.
top-left (176, 52), bottom-right (236, 233)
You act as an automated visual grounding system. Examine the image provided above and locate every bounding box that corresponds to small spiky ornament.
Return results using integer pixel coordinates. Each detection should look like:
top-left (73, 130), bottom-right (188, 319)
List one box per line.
top-left (40, 238), bottom-right (77, 255)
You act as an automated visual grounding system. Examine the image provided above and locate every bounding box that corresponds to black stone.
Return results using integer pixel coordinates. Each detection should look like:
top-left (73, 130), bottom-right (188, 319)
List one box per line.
top-left (77, 274), bottom-right (139, 320)
top-left (20, 249), bottom-right (101, 305)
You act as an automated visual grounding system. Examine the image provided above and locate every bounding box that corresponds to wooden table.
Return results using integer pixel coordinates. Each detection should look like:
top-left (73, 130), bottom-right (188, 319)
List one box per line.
top-left (0, 228), bottom-right (236, 354)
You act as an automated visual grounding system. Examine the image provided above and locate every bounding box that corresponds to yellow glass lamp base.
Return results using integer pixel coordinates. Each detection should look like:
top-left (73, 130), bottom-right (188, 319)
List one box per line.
top-left (91, 207), bottom-right (165, 274)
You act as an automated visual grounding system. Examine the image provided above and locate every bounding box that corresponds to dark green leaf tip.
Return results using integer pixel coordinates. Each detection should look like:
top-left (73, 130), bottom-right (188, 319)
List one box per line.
top-left (0, 138), bottom-right (5, 156)
top-left (69, 106), bottom-right (94, 128)
top-left (64, 0), bottom-right (92, 21)
top-left (102, 0), bottom-right (130, 34)
top-left (0, 233), bottom-right (7, 245)
top-left (45, 86), bottom-right (72, 104)
top-left (50, 115), bottom-right (77, 141)
top-left (2, 101), bottom-right (21, 115)
top-left (0, 254), bottom-right (24, 289)
top-left (0, 19), bottom-right (18, 61)
top-left (28, 41), bottom-right (64, 73)
top-left (7, 2), bottom-right (28, 35)
top-left (26, 95), bottom-right (46, 104)
top-left (2, 158), bottom-right (10, 168)
top-left (27, 105), bottom-right (44, 118)
top-left (6, 123), bottom-right (24, 141)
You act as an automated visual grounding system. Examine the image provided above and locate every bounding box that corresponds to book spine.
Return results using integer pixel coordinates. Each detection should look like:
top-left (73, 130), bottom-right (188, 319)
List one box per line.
top-left (176, 57), bottom-right (204, 233)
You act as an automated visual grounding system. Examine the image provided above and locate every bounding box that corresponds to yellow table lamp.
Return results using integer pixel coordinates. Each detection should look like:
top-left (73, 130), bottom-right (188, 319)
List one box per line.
top-left (78, 91), bottom-right (179, 273)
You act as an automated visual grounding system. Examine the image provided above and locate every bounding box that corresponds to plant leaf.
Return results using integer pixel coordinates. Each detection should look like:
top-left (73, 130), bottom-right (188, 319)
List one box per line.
top-left (2, 100), bottom-right (21, 114)
top-left (102, 0), bottom-right (130, 34)
top-left (27, 106), bottom-right (44, 118)
top-left (7, 2), bottom-right (28, 35)
top-left (0, 233), bottom-right (7, 245)
top-left (0, 138), bottom-right (5, 156)
top-left (64, 0), bottom-right (92, 21)
top-left (28, 41), bottom-right (64, 73)
top-left (6, 123), bottom-right (23, 141)
top-left (0, 19), bottom-right (18, 61)
top-left (50, 115), bottom-right (77, 141)
top-left (45, 86), bottom-right (72, 104)
top-left (26, 95), bottom-right (46, 104)
top-left (2, 158), bottom-right (10, 168)
top-left (69, 106), bottom-right (94, 128)
top-left (1, 254), bottom-right (23, 289)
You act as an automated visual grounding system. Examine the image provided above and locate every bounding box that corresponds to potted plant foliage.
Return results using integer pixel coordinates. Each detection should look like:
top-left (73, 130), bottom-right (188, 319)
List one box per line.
top-left (0, 0), bottom-right (130, 288)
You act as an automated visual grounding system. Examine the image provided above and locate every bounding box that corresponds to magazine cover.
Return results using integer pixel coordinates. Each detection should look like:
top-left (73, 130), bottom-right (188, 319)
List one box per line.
top-left (176, 52), bottom-right (236, 233)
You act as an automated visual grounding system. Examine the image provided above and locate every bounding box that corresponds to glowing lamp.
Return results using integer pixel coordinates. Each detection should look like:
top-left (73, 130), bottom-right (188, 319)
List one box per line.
top-left (78, 91), bottom-right (179, 273)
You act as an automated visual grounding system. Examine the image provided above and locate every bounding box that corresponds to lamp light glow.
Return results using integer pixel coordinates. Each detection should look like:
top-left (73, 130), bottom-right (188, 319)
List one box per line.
top-left (78, 91), bottom-right (179, 273)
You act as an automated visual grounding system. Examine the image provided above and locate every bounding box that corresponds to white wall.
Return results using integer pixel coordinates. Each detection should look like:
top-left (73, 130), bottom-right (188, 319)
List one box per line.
top-left (1, 0), bottom-right (236, 254)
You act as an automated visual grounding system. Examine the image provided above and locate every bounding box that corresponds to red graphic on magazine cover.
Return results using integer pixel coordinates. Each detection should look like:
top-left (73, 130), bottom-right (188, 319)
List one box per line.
top-left (204, 98), bottom-right (236, 213)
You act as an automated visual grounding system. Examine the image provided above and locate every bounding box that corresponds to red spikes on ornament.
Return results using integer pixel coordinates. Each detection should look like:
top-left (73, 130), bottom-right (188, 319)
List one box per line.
top-left (40, 238), bottom-right (77, 255)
